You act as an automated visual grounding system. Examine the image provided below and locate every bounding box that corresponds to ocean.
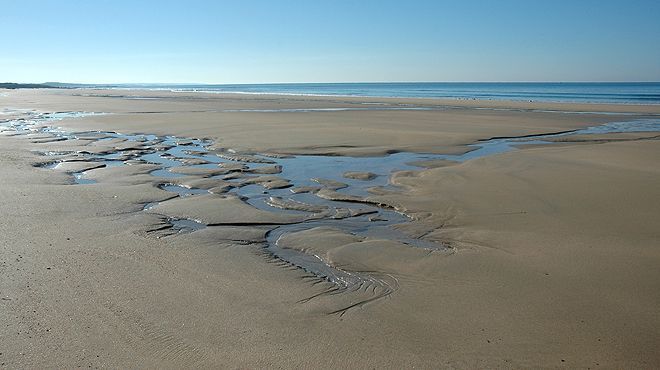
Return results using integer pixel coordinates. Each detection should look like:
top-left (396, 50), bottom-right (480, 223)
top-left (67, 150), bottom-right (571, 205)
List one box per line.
top-left (61, 82), bottom-right (660, 104)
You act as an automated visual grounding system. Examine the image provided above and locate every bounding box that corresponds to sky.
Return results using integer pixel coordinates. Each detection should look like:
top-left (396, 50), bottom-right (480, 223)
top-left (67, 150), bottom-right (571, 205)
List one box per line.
top-left (1, 0), bottom-right (659, 84)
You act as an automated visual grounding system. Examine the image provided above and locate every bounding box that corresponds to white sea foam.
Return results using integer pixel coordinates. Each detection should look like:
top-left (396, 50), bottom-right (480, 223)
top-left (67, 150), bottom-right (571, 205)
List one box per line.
top-left (221, 107), bottom-right (434, 113)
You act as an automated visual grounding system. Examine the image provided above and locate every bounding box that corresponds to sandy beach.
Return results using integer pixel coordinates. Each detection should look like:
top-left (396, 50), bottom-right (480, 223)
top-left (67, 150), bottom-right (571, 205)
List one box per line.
top-left (1, 88), bottom-right (659, 368)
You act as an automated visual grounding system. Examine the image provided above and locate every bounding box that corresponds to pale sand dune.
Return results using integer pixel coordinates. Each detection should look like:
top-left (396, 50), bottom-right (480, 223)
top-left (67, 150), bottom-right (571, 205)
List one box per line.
top-left (0, 89), bottom-right (659, 368)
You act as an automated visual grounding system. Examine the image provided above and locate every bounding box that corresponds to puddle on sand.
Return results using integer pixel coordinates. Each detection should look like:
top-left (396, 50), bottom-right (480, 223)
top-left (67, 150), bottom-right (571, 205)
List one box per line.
top-left (3, 110), bottom-right (660, 293)
top-left (270, 118), bottom-right (660, 198)
top-left (169, 218), bottom-right (206, 233)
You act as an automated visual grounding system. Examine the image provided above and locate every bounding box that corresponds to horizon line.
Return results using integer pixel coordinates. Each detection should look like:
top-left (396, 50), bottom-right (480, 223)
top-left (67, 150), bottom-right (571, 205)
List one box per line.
top-left (20, 81), bottom-right (660, 86)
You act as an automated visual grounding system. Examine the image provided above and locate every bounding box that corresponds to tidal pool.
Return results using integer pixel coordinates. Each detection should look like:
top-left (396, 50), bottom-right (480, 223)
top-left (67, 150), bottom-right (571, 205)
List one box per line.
top-left (3, 110), bottom-right (659, 290)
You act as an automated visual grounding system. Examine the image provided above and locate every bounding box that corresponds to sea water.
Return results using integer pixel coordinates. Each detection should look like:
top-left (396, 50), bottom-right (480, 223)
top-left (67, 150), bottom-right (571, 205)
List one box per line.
top-left (60, 82), bottom-right (660, 104)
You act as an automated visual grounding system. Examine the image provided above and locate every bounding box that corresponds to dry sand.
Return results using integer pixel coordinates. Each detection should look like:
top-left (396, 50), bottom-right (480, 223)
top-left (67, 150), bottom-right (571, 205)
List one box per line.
top-left (1, 88), bottom-right (659, 368)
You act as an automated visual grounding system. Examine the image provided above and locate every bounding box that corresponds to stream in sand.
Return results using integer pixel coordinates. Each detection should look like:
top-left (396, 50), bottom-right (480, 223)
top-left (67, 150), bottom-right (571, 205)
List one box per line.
top-left (2, 110), bottom-right (660, 292)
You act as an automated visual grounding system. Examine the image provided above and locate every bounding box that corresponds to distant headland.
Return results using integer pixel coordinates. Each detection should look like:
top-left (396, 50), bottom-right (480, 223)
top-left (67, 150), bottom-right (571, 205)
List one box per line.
top-left (0, 82), bottom-right (60, 89)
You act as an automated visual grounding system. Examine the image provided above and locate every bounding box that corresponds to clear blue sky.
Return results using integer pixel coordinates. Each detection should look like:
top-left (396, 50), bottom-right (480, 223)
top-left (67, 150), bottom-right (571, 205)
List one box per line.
top-left (1, 0), bottom-right (659, 83)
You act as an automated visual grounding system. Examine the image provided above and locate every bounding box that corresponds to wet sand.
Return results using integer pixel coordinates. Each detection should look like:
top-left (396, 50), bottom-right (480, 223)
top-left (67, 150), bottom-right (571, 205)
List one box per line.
top-left (3, 88), bottom-right (657, 156)
top-left (1, 89), bottom-right (659, 368)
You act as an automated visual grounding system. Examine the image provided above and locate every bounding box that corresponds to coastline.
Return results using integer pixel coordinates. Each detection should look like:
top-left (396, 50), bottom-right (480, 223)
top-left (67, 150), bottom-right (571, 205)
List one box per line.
top-left (99, 87), bottom-right (660, 106)
top-left (6, 87), bottom-right (660, 112)
top-left (1, 88), bottom-right (659, 367)
top-left (35, 81), bottom-right (660, 105)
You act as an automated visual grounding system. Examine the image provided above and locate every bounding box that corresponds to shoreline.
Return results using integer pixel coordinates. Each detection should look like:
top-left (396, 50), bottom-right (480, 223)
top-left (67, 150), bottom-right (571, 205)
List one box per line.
top-left (14, 81), bottom-right (660, 105)
top-left (104, 87), bottom-right (660, 106)
top-left (5, 87), bottom-right (660, 113)
top-left (71, 87), bottom-right (660, 112)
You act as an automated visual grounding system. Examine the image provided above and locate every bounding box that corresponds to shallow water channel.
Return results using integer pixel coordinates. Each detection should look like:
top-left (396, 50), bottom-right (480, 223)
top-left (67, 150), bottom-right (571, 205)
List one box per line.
top-left (2, 111), bottom-right (659, 291)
